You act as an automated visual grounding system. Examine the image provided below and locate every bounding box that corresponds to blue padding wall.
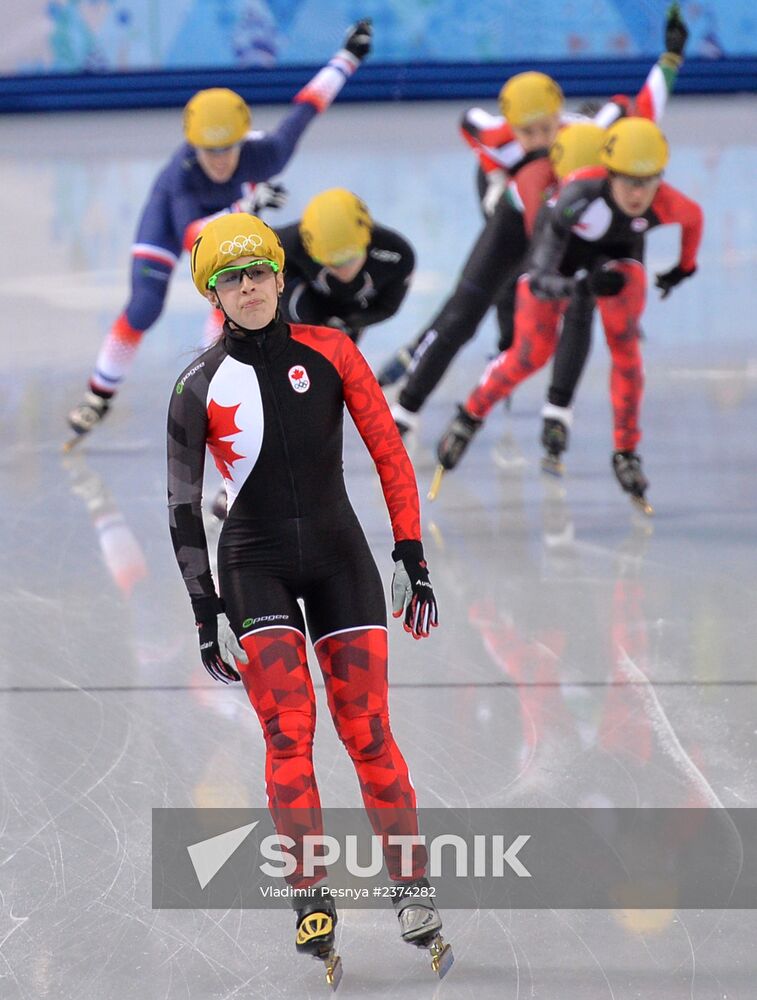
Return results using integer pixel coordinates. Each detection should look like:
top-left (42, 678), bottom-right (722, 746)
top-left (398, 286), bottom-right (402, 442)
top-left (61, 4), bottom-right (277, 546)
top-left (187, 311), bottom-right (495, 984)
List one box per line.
top-left (2, 58), bottom-right (756, 114)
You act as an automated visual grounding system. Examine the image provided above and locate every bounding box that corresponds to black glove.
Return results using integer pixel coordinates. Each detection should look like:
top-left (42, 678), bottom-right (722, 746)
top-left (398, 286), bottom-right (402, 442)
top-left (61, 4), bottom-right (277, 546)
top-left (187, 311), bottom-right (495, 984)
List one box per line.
top-left (343, 19), bottom-right (373, 61)
top-left (196, 611), bottom-right (248, 683)
top-left (391, 540), bottom-right (439, 640)
top-left (578, 265), bottom-right (627, 297)
top-left (655, 263), bottom-right (696, 299)
top-left (665, 2), bottom-right (688, 57)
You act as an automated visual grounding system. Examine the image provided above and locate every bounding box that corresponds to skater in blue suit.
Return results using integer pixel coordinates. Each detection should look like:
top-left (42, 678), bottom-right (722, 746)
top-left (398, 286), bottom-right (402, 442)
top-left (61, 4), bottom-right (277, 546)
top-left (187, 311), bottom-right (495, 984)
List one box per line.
top-left (66, 19), bottom-right (372, 443)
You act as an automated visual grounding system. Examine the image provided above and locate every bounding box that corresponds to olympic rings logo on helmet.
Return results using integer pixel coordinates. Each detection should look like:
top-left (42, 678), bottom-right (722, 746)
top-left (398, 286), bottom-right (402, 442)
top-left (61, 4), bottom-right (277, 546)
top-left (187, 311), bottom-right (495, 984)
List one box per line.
top-left (219, 234), bottom-right (264, 255)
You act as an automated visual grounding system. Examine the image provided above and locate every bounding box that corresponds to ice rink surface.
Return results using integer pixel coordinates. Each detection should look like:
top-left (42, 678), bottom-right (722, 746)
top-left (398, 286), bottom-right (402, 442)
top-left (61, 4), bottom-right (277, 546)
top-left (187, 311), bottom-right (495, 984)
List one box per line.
top-left (1, 94), bottom-right (756, 998)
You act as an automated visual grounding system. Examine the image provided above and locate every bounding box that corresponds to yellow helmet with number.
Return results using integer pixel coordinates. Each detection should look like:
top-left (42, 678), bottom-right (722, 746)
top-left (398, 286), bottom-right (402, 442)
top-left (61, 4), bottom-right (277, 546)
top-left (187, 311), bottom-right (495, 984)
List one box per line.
top-left (183, 88), bottom-right (251, 149)
top-left (600, 117), bottom-right (669, 176)
top-left (550, 122), bottom-right (606, 180)
top-left (300, 189), bottom-right (373, 266)
top-left (499, 72), bottom-right (563, 127)
top-left (190, 214), bottom-right (285, 295)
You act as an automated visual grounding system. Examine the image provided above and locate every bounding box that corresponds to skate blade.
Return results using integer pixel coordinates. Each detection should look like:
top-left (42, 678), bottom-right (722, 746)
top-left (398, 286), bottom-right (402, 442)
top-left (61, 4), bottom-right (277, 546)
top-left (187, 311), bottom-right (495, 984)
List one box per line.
top-left (429, 935), bottom-right (454, 979)
top-left (323, 952), bottom-right (342, 990)
top-left (62, 434), bottom-right (84, 454)
top-left (427, 465), bottom-right (445, 501)
top-left (630, 495), bottom-right (654, 516)
top-left (540, 455), bottom-right (565, 477)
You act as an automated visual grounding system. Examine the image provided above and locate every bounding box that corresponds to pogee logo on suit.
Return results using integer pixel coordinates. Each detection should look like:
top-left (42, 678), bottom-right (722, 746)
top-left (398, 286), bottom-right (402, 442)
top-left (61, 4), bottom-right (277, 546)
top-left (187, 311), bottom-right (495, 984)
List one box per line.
top-left (288, 365), bottom-right (310, 393)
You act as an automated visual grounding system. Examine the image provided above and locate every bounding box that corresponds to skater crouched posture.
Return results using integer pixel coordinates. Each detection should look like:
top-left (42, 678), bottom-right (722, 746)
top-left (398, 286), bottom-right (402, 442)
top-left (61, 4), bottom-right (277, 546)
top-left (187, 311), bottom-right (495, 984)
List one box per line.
top-left (167, 214), bottom-right (450, 982)
top-left (278, 188), bottom-right (415, 345)
top-left (67, 19), bottom-right (373, 443)
top-left (382, 2), bottom-right (689, 417)
top-left (436, 117), bottom-right (702, 511)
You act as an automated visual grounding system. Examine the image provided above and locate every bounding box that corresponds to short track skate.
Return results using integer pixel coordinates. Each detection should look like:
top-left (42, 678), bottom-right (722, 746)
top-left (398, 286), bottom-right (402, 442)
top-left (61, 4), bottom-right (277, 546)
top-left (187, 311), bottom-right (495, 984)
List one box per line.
top-left (425, 932), bottom-right (455, 979)
top-left (629, 493), bottom-right (654, 517)
top-left (64, 392), bottom-right (111, 452)
top-left (295, 894), bottom-right (342, 990)
top-left (320, 949), bottom-right (343, 991)
top-left (540, 417), bottom-right (569, 477)
top-left (399, 919), bottom-right (454, 979)
top-left (427, 465), bottom-right (445, 501)
top-left (429, 405), bottom-right (483, 499)
top-left (392, 878), bottom-right (454, 980)
top-left (612, 450), bottom-right (653, 516)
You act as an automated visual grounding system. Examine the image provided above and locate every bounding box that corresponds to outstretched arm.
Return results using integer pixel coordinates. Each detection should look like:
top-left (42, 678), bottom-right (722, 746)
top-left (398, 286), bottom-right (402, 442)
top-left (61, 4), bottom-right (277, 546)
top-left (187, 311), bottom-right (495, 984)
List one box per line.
top-left (294, 19), bottom-right (372, 112)
top-left (460, 107), bottom-right (525, 176)
top-left (635, 3), bottom-right (688, 121)
top-left (592, 3), bottom-right (688, 128)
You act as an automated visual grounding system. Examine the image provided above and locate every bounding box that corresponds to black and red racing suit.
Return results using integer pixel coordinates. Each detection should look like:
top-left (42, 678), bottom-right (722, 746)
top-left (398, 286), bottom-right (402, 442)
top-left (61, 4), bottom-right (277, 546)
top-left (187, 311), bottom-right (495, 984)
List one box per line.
top-left (465, 168), bottom-right (703, 452)
top-left (167, 316), bottom-right (426, 885)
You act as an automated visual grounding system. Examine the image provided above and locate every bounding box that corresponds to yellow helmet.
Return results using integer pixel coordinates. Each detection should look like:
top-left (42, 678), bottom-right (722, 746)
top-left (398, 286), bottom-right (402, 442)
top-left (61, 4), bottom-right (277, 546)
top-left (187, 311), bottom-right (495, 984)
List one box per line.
top-left (600, 117), bottom-right (669, 177)
top-left (183, 88), bottom-right (251, 148)
top-left (190, 214), bottom-right (285, 295)
top-left (499, 72), bottom-right (563, 127)
top-left (550, 122), bottom-right (606, 180)
top-left (299, 189), bottom-right (373, 266)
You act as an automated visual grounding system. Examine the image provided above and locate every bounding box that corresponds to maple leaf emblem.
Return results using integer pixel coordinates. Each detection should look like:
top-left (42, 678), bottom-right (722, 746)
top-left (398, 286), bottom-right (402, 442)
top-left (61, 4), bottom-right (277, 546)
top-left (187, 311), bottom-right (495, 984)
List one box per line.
top-left (207, 400), bottom-right (245, 480)
top-left (292, 367), bottom-right (304, 380)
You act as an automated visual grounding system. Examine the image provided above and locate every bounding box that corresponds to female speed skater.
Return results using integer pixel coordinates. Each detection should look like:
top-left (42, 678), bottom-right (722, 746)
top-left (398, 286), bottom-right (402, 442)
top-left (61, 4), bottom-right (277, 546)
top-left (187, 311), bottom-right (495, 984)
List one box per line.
top-left (278, 188), bottom-right (415, 345)
top-left (167, 213), bottom-right (453, 986)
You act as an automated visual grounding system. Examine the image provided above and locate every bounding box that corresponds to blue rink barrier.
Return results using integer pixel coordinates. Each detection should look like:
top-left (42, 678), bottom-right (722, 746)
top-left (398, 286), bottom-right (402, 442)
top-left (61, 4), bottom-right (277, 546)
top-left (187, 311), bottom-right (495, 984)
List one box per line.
top-left (1, 57), bottom-right (756, 113)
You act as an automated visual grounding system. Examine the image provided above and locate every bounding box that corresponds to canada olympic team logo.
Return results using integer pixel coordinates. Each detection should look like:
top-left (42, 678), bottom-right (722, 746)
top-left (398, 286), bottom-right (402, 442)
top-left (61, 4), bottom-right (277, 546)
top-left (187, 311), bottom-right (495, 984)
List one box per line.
top-left (631, 218), bottom-right (649, 233)
top-left (288, 365), bottom-right (311, 393)
top-left (219, 233), bottom-right (264, 255)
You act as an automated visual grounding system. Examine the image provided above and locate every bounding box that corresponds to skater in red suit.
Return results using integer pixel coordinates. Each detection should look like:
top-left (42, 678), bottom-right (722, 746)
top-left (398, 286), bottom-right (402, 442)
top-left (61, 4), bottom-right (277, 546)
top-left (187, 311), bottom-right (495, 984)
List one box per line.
top-left (380, 4), bottom-right (689, 419)
top-left (167, 213), bottom-right (451, 981)
top-left (435, 117), bottom-right (703, 511)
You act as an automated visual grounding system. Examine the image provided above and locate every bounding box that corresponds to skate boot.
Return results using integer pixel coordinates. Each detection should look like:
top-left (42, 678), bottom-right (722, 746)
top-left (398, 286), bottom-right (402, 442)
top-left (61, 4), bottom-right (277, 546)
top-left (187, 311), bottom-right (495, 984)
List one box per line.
top-left (390, 402), bottom-right (419, 438)
top-left (612, 450), bottom-right (653, 515)
top-left (391, 877), bottom-right (454, 979)
top-left (540, 404), bottom-right (571, 476)
top-left (541, 418), bottom-right (569, 476)
top-left (65, 390), bottom-right (111, 451)
top-left (377, 346), bottom-right (414, 388)
top-left (429, 406), bottom-right (483, 501)
top-left (437, 406), bottom-right (482, 472)
top-left (295, 887), bottom-right (342, 990)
